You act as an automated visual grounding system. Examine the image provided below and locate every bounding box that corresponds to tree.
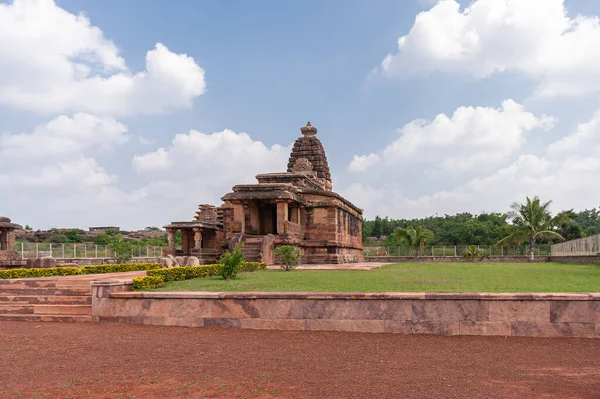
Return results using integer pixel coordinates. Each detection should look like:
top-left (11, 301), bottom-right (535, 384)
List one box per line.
top-left (107, 235), bottom-right (134, 263)
top-left (24, 225), bottom-right (32, 231)
top-left (496, 196), bottom-right (565, 261)
top-left (393, 225), bottom-right (434, 259)
top-left (372, 216), bottom-right (383, 238)
top-left (274, 245), bottom-right (302, 271)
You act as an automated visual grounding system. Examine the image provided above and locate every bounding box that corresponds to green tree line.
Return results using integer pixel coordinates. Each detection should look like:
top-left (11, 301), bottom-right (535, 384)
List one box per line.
top-left (363, 208), bottom-right (600, 247)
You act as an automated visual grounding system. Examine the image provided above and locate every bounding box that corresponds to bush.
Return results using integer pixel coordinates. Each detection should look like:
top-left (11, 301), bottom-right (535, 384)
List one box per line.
top-left (107, 236), bottom-right (135, 263)
top-left (0, 263), bottom-right (160, 279)
top-left (145, 262), bottom-right (266, 286)
top-left (219, 244), bottom-right (245, 280)
top-left (132, 275), bottom-right (165, 290)
top-left (148, 264), bottom-right (221, 281)
top-left (80, 263), bottom-right (161, 274)
top-left (0, 267), bottom-right (82, 279)
top-left (274, 245), bottom-right (302, 271)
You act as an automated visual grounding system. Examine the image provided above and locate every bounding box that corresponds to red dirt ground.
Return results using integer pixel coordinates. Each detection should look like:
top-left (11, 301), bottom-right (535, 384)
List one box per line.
top-left (1, 322), bottom-right (599, 399)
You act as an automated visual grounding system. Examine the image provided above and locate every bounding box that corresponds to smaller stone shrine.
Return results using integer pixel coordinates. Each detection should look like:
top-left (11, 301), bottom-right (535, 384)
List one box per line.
top-left (0, 216), bottom-right (22, 262)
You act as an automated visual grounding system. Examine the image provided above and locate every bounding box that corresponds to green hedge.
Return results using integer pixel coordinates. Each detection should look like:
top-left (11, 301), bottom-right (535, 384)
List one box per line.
top-left (132, 275), bottom-right (165, 290)
top-left (0, 267), bottom-right (83, 279)
top-left (0, 263), bottom-right (161, 280)
top-left (80, 263), bottom-right (161, 274)
top-left (135, 262), bottom-right (267, 290)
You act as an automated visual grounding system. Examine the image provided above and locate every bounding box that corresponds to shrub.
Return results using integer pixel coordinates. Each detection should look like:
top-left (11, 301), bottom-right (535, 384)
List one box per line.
top-left (274, 245), bottom-right (302, 271)
top-left (219, 244), bottom-right (245, 280)
top-left (80, 263), bottom-right (161, 274)
top-left (107, 236), bottom-right (135, 263)
top-left (132, 275), bottom-right (165, 290)
top-left (0, 267), bottom-right (83, 279)
top-left (0, 263), bottom-right (160, 279)
top-left (148, 264), bottom-right (221, 281)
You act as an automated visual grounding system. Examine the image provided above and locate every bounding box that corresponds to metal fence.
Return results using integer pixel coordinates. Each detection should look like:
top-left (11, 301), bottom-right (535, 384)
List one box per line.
top-left (15, 242), bottom-right (164, 259)
top-left (363, 245), bottom-right (552, 257)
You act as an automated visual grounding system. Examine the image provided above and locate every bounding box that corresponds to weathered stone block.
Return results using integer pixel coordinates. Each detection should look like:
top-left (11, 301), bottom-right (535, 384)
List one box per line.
top-left (385, 320), bottom-right (460, 336)
top-left (210, 299), bottom-right (260, 318)
top-left (203, 318), bottom-right (242, 328)
top-left (309, 319), bottom-right (385, 333)
top-left (412, 300), bottom-right (488, 322)
top-left (459, 321), bottom-right (511, 336)
top-left (489, 301), bottom-right (550, 323)
top-left (550, 301), bottom-right (599, 323)
top-left (240, 318), bottom-right (309, 331)
top-left (185, 256), bottom-right (200, 266)
top-left (169, 299), bottom-right (211, 319)
top-left (511, 322), bottom-right (595, 338)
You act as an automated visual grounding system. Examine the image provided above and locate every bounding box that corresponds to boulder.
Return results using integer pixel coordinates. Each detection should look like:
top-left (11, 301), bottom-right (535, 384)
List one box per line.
top-left (40, 257), bottom-right (56, 268)
top-left (161, 257), bottom-right (174, 268)
top-left (185, 256), bottom-right (200, 266)
top-left (175, 256), bottom-right (186, 266)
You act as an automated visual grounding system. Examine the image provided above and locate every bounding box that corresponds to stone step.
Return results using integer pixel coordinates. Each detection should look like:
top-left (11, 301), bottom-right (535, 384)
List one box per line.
top-left (0, 295), bottom-right (91, 305)
top-left (0, 279), bottom-right (93, 288)
top-left (0, 313), bottom-right (92, 323)
top-left (0, 304), bottom-right (91, 315)
top-left (0, 287), bottom-right (91, 296)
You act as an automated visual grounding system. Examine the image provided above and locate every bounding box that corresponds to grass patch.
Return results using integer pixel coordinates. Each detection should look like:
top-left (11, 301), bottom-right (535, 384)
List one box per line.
top-left (156, 262), bottom-right (600, 293)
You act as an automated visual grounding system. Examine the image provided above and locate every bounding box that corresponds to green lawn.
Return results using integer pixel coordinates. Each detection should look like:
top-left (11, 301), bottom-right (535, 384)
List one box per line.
top-left (156, 262), bottom-right (600, 293)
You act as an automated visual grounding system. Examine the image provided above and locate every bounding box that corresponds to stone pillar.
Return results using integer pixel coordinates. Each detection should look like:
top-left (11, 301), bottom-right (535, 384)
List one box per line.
top-left (193, 228), bottom-right (202, 250)
top-left (0, 229), bottom-right (6, 250)
top-left (233, 203), bottom-right (245, 233)
top-left (249, 206), bottom-right (259, 234)
top-left (181, 230), bottom-right (190, 255)
top-left (276, 202), bottom-right (288, 235)
top-left (7, 230), bottom-right (14, 251)
top-left (167, 229), bottom-right (176, 254)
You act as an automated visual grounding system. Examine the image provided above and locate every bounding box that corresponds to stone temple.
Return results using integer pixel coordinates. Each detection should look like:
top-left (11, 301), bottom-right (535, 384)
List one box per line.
top-left (0, 216), bottom-right (22, 262)
top-left (164, 122), bottom-right (363, 264)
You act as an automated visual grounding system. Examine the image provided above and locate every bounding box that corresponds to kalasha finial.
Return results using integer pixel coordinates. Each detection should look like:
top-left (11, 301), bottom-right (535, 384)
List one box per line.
top-left (300, 121), bottom-right (318, 136)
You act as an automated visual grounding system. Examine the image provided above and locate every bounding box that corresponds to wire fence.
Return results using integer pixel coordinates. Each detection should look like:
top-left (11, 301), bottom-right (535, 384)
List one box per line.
top-left (363, 245), bottom-right (552, 257)
top-left (14, 242), bottom-right (164, 259)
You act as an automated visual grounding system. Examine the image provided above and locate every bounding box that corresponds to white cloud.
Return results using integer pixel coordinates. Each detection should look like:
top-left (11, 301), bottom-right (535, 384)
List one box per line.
top-left (132, 129), bottom-right (291, 221)
top-left (348, 153), bottom-right (380, 172)
top-left (350, 99), bottom-right (554, 173)
top-left (0, 113), bottom-right (128, 160)
top-left (343, 108), bottom-right (600, 219)
top-left (380, 0), bottom-right (600, 97)
top-left (0, 0), bottom-right (206, 115)
top-left (0, 113), bottom-right (125, 188)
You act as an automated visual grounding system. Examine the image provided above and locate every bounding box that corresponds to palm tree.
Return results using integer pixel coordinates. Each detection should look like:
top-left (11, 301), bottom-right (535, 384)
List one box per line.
top-left (496, 196), bottom-right (565, 261)
top-left (393, 225), bottom-right (434, 259)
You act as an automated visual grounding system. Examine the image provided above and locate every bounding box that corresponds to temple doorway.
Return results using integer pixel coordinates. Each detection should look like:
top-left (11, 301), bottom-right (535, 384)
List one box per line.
top-left (258, 204), bottom-right (277, 235)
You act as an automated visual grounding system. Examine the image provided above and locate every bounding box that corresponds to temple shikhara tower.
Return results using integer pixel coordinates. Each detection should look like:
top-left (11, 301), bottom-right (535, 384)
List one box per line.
top-left (165, 122), bottom-right (363, 264)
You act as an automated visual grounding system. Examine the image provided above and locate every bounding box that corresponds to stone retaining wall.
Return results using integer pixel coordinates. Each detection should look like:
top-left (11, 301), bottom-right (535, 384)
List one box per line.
top-left (91, 282), bottom-right (600, 338)
top-left (364, 256), bottom-right (549, 263)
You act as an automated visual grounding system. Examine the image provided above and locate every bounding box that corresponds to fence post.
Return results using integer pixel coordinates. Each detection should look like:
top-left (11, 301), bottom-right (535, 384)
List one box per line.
top-left (35, 243), bottom-right (38, 258)
top-left (21, 242), bottom-right (24, 259)
top-left (50, 243), bottom-right (52, 258)
top-left (454, 246), bottom-right (457, 257)
top-left (74, 244), bottom-right (76, 258)
top-left (95, 245), bottom-right (98, 258)
top-left (84, 244), bottom-right (87, 259)
top-left (146, 246), bottom-right (149, 258)
top-left (62, 244), bottom-right (65, 259)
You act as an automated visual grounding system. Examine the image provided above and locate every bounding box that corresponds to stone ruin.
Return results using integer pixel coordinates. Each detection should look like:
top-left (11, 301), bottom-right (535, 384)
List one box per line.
top-left (163, 122), bottom-right (363, 266)
top-left (0, 216), bottom-right (21, 262)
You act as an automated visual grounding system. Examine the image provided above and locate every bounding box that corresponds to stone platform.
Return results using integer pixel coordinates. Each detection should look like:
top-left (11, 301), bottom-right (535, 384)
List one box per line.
top-left (92, 282), bottom-right (600, 338)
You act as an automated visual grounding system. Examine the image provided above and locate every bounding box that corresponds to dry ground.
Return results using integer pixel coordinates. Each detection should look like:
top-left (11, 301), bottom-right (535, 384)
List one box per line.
top-left (1, 321), bottom-right (599, 399)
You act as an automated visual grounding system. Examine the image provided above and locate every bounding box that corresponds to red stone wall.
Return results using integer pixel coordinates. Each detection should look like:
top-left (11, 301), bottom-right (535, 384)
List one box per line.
top-left (91, 287), bottom-right (600, 338)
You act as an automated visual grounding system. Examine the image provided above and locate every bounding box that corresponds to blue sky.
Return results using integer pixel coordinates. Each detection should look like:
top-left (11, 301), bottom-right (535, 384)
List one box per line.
top-left (2, 0), bottom-right (600, 229)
